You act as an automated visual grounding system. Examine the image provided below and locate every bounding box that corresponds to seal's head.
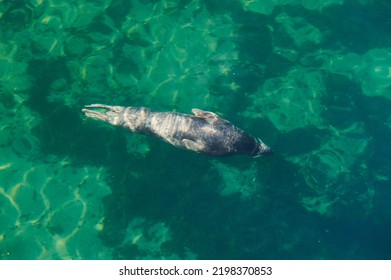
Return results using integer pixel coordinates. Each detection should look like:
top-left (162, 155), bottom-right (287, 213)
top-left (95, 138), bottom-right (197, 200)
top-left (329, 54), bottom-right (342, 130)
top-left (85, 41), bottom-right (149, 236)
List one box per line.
top-left (252, 138), bottom-right (273, 158)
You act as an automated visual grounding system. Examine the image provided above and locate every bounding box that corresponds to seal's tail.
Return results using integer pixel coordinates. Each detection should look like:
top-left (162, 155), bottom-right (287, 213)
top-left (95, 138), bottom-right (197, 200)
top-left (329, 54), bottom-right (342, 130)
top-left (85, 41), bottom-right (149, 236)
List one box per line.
top-left (82, 104), bottom-right (126, 126)
top-left (252, 138), bottom-right (273, 158)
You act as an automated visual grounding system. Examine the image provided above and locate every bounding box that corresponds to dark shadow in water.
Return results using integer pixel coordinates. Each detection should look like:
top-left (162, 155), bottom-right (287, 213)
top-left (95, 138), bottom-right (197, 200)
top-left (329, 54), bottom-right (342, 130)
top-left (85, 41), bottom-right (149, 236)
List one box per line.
top-left (316, 0), bottom-right (391, 53)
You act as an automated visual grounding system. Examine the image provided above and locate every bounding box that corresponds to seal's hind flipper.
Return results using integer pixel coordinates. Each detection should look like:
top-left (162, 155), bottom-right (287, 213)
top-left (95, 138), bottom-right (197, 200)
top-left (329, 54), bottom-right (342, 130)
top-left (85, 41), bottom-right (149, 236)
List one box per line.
top-left (181, 139), bottom-right (205, 153)
top-left (192, 109), bottom-right (219, 124)
top-left (82, 104), bottom-right (126, 126)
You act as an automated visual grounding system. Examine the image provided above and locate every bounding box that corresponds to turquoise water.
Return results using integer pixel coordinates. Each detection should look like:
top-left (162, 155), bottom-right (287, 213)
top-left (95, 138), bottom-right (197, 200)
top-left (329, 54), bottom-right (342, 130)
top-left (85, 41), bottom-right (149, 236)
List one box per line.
top-left (1, 0), bottom-right (391, 259)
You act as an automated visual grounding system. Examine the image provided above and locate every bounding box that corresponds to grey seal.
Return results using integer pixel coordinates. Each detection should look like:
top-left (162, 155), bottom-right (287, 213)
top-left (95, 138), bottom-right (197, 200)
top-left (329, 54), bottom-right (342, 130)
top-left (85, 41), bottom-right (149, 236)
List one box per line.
top-left (82, 104), bottom-right (272, 157)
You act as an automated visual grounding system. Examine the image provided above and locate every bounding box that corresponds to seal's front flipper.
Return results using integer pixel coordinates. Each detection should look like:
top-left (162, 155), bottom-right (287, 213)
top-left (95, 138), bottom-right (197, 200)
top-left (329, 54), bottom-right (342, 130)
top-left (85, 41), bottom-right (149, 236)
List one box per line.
top-left (192, 109), bottom-right (219, 124)
top-left (181, 139), bottom-right (205, 153)
top-left (82, 104), bottom-right (126, 126)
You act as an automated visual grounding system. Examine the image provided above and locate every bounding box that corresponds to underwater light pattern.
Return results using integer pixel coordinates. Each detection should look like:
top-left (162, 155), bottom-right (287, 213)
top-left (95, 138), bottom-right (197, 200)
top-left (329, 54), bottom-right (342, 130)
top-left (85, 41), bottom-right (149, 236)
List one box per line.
top-left (1, 0), bottom-right (391, 259)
